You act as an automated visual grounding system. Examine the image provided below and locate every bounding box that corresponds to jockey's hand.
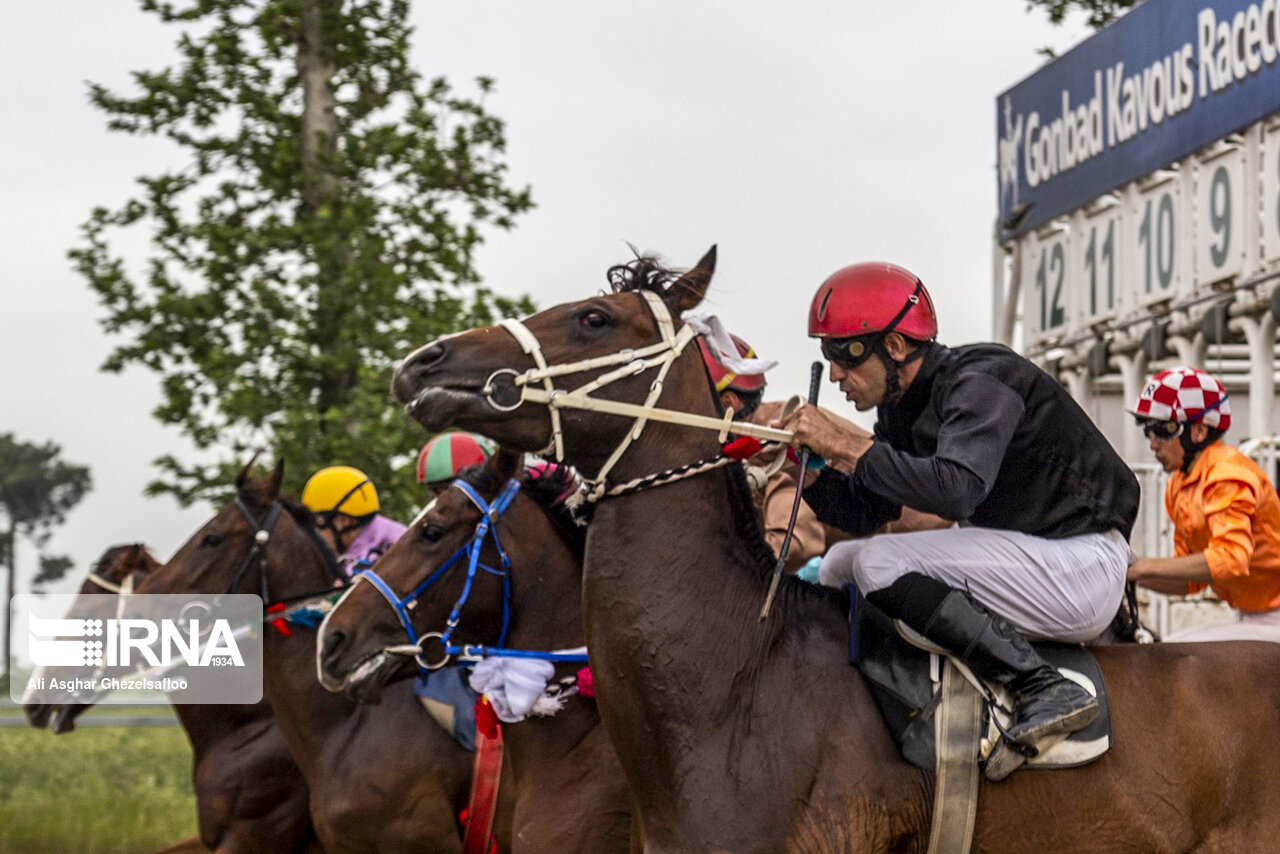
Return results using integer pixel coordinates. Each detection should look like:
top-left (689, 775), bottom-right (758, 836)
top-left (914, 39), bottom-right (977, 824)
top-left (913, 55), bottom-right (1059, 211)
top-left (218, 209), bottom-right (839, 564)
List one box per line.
top-left (773, 403), bottom-right (873, 474)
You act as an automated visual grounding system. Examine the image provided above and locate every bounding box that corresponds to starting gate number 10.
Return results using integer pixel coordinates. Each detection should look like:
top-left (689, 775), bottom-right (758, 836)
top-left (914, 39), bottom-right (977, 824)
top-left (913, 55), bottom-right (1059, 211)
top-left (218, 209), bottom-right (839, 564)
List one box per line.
top-left (1138, 190), bottom-right (1176, 295)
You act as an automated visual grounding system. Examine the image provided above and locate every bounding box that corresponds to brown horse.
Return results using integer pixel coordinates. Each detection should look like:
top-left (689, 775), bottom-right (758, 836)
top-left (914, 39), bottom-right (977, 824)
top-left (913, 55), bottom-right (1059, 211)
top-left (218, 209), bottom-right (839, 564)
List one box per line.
top-left (390, 246), bottom-right (1280, 853)
top-left (316, 449), bottom-right (632, 853)
top-left (132, 464), bottom-right (512, 854)
top-left (24, 543), bottom-right (322, 854)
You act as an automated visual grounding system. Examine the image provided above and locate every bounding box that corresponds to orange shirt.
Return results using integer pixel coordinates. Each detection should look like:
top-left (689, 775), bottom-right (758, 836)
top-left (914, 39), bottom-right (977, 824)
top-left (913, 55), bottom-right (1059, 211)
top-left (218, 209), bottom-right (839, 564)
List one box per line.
top-left (1165, 441), bottom-right (1280, 612)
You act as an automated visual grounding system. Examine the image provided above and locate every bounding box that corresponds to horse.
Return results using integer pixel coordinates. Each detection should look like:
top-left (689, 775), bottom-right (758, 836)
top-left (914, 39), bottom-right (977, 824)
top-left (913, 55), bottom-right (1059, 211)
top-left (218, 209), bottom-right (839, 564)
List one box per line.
top-left (131, 464), bottom-right (513, 854)
top-left (23, 543), bottom-right (322, 854)
top-left (316, 449), bottom-right (633, 853)
top-left (389, 245), bottom-right (1280, 853)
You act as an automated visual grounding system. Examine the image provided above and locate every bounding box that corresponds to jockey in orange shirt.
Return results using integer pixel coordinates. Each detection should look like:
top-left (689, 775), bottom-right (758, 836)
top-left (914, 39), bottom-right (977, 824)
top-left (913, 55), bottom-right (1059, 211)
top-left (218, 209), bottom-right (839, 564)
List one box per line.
top-left (1127, 366), bottom-right (1280, 642)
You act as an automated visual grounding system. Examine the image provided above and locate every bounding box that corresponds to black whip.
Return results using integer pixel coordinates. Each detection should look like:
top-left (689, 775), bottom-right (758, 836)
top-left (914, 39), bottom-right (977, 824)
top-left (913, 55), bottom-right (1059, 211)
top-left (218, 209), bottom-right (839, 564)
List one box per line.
top-left (760, 361), bottom-right (824, 620)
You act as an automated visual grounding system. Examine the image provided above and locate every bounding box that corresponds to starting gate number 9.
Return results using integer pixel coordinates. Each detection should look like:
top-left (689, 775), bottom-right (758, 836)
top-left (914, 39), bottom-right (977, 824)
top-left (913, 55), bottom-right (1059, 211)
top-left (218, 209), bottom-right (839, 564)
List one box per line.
top-left (1208, 166), bottom-right (1231, 267)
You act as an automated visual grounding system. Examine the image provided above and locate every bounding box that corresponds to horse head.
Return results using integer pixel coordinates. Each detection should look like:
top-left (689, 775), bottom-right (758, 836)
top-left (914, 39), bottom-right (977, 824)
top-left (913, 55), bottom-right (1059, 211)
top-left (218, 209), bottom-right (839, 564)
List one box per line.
top-left (317, 448), bottom-right (585, 703)
top-left (392, 247), bottom-right (722, 485)
top-left (23, 543), bottom-right (162, 733)
top-left (134, 460), bottom-right (343, 604)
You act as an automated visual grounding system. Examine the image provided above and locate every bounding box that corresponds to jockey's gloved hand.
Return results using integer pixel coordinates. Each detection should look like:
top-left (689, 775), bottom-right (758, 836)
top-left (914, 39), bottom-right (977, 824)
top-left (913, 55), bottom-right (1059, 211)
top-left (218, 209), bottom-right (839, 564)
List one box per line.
top-left (786, 447), bottom-right (827, 471)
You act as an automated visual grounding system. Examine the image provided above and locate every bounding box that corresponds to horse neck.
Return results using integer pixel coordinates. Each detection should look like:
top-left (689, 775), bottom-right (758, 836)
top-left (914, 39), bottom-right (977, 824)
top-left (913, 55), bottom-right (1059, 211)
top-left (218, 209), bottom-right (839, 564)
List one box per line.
top-left (259, 620), bottom-right (358, 779)
top-left (500, 501), bottom-right (586, 655)
top-left (171, 698), bottom-right (275, 758)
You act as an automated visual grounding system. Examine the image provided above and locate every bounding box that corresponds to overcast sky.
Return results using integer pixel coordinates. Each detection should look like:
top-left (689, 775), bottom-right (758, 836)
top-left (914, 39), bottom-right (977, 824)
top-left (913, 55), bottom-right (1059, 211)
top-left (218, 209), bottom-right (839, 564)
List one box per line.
top-left (0, 1), bottom-right (1092, 595)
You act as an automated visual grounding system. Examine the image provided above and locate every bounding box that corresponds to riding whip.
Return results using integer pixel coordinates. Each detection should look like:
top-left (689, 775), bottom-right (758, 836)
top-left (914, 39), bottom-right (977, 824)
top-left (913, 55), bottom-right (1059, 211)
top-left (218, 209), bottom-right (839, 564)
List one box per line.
top-left (760, 361), bottom-right (824, 620)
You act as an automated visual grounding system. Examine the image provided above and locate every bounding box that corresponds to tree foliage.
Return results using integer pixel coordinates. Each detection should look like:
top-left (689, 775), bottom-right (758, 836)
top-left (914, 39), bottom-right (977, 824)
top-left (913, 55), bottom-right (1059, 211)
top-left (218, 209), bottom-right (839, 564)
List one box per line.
top-left (71, 0), bottom-right (534, 518)
top-left (1025, 0), bottom-right (1142, 29)
top-left (0, 434), bottom-right (91, 680)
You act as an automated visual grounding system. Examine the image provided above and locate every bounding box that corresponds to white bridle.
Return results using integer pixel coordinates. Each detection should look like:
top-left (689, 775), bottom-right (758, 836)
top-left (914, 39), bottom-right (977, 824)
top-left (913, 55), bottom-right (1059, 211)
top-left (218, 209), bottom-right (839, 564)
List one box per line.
top-left (86, 572), bottom-right (135, 595)
top-left (483, 290), bottom-right (795, 499)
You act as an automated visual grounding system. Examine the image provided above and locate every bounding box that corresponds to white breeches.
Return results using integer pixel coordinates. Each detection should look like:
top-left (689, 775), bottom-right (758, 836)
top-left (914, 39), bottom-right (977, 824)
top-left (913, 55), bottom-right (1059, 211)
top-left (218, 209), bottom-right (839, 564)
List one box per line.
top-left (818, 526), bottom-right (1133, 643)
top-left (1166, 607), bottom-right (1280, 643)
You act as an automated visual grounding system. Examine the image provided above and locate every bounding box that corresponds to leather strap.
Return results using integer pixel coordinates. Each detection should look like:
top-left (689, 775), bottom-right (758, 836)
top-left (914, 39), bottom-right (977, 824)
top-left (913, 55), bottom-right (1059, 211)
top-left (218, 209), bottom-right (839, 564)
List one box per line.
top-left (927, 659), bottom-right (982, 854)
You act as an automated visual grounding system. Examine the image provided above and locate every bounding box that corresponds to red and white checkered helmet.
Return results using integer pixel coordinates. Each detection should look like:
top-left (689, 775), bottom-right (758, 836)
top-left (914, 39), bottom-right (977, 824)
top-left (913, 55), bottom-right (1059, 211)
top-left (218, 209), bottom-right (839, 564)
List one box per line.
top-left (1131, 366), bottom-right (1231, 431)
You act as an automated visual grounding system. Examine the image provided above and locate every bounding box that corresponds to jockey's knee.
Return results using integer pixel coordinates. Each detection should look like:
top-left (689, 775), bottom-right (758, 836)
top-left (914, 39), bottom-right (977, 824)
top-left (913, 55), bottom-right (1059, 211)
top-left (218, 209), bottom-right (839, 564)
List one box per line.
top-left (818, 537), bottom-right (913, 593)
top-left (845, 537), bottom-right (916, 594)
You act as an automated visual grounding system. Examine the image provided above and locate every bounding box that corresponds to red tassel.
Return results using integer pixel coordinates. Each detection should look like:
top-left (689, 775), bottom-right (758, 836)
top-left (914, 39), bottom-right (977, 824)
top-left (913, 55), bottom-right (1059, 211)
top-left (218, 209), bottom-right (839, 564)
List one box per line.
top-left (265, 602), bottom-right (292, 637)
top-left (576, 666), bottom-right (595, 698)
top-left (475, 696), bottom-right (501, 739)
top-left (722, 436), bottom-right (762, 460)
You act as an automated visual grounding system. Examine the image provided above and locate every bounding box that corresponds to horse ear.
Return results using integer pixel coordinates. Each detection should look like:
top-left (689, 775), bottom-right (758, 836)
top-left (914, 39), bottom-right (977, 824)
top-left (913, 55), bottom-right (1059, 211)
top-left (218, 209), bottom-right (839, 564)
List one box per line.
top-left (234, 454), bottom-right (261, 492)
top-left (264, 459), bottom-right (285, 500)
top-left (492, 447), bottom-right (522, 484)
top-left (665, 245), bottom-right (716, 313)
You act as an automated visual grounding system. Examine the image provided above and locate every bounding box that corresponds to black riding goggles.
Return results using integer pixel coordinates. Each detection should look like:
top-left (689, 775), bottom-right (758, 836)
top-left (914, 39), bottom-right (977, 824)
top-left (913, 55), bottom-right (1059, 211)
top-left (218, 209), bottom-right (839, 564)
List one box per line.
top-left (1138, 419), bottom-right (1183, 440)
top-left (820, 335), bottom-right (876, 369)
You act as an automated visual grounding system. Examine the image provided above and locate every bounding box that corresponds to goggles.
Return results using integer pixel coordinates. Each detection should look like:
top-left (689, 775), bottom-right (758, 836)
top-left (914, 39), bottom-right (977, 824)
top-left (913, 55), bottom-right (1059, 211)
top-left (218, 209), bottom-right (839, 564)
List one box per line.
top-left (1139, 419), bottom-right (1183, 440)
top-left (820, 336), bottom-right (875, 368)
top-left (311, 478), bottom-right (372, 528)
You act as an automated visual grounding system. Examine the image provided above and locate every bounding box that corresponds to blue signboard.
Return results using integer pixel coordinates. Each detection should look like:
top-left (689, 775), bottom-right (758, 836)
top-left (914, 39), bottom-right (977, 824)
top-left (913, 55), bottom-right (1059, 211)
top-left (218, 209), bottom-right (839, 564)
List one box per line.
top-left (997, 0), bottom-right (1280, 241)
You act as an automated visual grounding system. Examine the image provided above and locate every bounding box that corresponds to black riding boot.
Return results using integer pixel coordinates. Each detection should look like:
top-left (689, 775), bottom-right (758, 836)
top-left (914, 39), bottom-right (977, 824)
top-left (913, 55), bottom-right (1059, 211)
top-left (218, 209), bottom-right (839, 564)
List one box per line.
top-left (868, 574), bottom-right (1099, 782)
top-left (919, 589), bottom-right (1099, 781)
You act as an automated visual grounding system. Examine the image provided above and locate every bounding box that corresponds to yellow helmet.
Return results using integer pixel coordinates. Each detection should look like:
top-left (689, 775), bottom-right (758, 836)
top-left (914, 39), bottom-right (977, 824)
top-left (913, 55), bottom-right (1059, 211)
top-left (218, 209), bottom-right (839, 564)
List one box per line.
top-left (301, 466), bottom-right (379, 517)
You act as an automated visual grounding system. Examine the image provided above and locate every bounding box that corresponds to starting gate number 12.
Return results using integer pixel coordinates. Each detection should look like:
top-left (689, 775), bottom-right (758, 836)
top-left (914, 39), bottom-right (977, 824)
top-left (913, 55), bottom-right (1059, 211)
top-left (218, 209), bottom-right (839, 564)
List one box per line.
top-left (1034, 238), bottom-right (1066, 332)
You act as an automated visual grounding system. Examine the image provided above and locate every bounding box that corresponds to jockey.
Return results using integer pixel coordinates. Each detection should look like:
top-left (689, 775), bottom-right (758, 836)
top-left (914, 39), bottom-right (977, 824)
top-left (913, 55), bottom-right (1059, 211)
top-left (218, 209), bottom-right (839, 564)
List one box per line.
top-left (1128, 366), bottom-right (1280, 642)
top-left (301, 465), bottom-right (407, 575)
top-left (416, 431), bottom-right (495, 497)
top-left (780, 262), bottom-right (1139, 781)
top-left (697, 333), bottom-right (825, 573)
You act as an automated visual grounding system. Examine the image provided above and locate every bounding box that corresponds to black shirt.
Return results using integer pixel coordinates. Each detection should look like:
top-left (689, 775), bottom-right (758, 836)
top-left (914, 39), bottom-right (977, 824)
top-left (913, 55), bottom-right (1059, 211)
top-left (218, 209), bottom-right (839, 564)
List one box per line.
top-left (804, 343), bottom-right (1139, 540)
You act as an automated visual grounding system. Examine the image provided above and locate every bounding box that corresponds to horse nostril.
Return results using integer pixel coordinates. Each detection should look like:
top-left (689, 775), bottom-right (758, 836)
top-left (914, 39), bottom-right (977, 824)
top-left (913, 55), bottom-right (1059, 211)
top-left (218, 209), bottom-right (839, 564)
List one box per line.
top-left (393, 342), bottom-right (448, 403)
top-left (409, 343), bottom-right (447, 377)
top-left (322, 629), bottom-right (347, 663)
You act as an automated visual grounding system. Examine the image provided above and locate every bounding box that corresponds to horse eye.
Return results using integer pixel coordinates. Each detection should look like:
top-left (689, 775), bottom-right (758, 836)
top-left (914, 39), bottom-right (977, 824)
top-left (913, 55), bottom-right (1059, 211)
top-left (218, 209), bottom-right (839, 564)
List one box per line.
top-left (580, 310), bottom-right (610, 329)
top-left (200, 533), bottom-right (223, 548)
top-left (419, 525), bottom-right (445, 543)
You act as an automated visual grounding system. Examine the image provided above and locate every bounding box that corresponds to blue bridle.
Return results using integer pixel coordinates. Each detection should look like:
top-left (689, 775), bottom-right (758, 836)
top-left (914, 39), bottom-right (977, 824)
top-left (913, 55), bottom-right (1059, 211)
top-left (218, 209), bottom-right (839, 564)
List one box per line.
top-left (356, 478), bottom-right (517, 672)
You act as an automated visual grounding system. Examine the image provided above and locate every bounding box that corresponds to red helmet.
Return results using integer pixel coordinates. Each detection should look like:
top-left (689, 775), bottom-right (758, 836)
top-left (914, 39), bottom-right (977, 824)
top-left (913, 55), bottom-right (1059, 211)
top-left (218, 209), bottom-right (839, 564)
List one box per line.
top-left (697, 334), bottom-right (766, 394)
top-left (1131, 366), bottom-right (1231, 432)
top-left (808, 262), bottom-right (938, 342)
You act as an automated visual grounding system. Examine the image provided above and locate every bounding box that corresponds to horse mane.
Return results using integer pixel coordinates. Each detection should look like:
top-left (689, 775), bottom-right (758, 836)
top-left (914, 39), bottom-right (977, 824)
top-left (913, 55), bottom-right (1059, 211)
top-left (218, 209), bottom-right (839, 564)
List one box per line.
top-left (720, 462), bottom-right (846, 617)
top-left (94, 543), bottom-right (148, 568)
top-left (606, 252), bottom-right (682, 294)
top-left (456, 460), bottom-right (588, 558)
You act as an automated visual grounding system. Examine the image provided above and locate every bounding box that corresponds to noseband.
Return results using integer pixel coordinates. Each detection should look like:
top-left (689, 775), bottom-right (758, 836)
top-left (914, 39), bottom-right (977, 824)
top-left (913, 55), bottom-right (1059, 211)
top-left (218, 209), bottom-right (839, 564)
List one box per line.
top-left (482, 290), bottom-right (793, 501)
top-left (357, 479), bottom-right (520, 673)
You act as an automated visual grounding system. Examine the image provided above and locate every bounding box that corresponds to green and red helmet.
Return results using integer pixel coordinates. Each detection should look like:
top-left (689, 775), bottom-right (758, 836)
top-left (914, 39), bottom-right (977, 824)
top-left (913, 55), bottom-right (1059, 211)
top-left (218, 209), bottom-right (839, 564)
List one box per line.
top-left (416, 432), bottom-right (496, 485)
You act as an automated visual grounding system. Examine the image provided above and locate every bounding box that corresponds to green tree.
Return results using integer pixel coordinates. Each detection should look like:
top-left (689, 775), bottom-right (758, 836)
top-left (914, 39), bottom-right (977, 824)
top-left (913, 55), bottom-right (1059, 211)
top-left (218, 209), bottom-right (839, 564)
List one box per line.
top-left (1025, 0), bottom-right (1141, 29)
top-left (71, 0), bottom-right (534, 519)
top-left (0, 434), bottom-right (92, 686)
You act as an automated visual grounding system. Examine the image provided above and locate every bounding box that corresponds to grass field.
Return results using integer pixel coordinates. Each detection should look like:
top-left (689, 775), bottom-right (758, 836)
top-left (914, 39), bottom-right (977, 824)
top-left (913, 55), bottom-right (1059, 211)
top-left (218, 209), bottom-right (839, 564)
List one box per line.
top-left (0, 722), bottom-right (197, 854)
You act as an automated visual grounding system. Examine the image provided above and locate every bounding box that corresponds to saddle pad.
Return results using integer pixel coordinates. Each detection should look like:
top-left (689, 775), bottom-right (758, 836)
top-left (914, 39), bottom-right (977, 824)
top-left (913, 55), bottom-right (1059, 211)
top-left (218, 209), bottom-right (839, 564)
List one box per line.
top-left (415, 666), bottom-right (480, 752)
top-left (847, 586), bottom-right (1112, 773)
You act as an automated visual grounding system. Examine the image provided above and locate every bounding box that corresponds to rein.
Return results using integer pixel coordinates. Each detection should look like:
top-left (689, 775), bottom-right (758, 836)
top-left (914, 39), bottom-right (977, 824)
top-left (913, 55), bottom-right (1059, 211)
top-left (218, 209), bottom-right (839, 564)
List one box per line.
top-left (482, 290), bottom-right (793, 502)
top-left (230, 497), bottom-right (350, 628)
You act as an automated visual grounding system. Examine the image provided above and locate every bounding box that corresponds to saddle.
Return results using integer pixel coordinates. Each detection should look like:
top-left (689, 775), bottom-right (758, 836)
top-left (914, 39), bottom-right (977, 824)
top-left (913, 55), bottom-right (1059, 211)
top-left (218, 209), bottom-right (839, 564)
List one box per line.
top-left (847, 587), bottom-right (1112, 775)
